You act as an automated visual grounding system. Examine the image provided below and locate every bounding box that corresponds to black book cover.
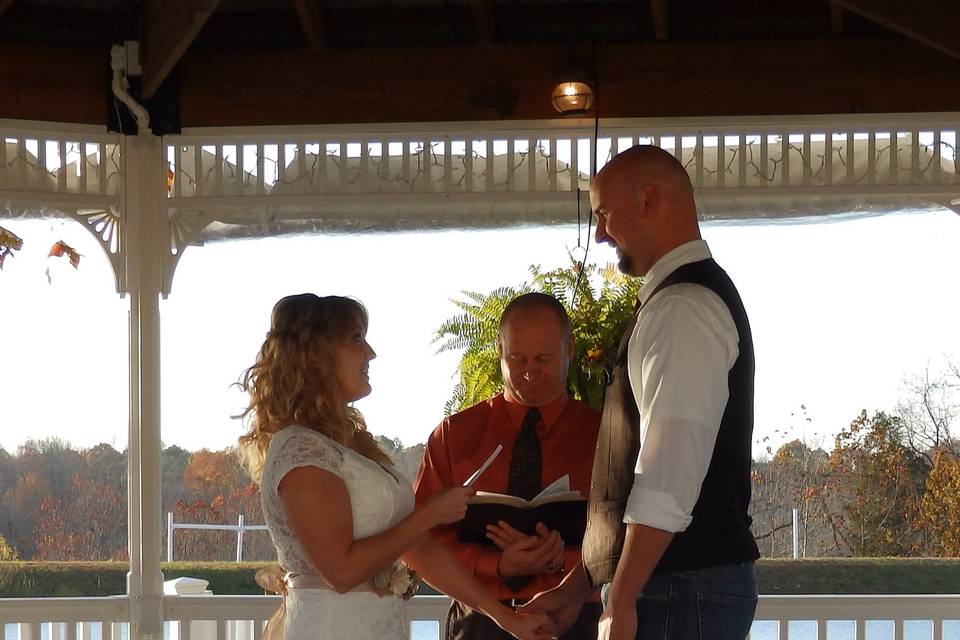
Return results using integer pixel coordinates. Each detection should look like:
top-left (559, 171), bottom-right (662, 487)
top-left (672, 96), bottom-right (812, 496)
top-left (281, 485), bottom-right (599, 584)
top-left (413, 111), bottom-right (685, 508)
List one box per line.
top-left (457, 495), bottom-right (588, 546)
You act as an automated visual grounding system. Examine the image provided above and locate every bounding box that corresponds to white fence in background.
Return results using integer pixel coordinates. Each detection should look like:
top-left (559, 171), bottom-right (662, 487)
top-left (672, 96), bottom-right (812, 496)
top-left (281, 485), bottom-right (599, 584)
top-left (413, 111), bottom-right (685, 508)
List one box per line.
top-left (166, 513), bottom-right (268, 563)
top-left (2, 595), bottom-right (959, 640)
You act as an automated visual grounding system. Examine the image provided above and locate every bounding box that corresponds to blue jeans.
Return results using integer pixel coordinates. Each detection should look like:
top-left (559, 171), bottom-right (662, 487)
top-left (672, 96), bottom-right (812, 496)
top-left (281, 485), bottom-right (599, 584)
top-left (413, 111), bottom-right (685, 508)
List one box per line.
top-left (600, 562), bottom-right (757, 640)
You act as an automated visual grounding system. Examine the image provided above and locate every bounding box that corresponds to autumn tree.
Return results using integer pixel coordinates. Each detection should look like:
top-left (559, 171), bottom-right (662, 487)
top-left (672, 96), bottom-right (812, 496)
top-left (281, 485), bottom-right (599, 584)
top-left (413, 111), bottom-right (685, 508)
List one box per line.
top-left (921, 449), bottom-right (960, 555)
top-left (824, 411), bottom-right (929, 556)
top-left (2, 471), bottom-right (51, 559)
top-left (0, 533), bottom-right (18, 560)
top-left (182, 448), bottom-right (247, 501)
top-left (34, 474), bottom-right (126, 560)
top-left (750, 439), bottom-right (835, 557)
top-left (897, 358), bottom-right (960, 464)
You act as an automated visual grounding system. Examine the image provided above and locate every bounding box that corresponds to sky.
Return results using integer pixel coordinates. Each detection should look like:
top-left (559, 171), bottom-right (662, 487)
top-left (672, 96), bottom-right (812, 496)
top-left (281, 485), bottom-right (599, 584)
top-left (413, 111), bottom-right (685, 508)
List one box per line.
top-left (1, 207), bottom-right (959, 458)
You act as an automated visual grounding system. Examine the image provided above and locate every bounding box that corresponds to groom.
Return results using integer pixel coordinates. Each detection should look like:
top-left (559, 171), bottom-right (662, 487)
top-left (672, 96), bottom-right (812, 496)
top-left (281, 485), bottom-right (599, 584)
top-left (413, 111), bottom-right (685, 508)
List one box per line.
top-left (525, 146), bottom-right (760, 640)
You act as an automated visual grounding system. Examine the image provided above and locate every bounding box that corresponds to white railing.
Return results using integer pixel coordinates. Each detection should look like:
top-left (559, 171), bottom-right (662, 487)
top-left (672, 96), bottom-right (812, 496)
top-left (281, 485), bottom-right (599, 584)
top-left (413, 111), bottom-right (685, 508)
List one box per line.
top-left (0, 120), bottom-right (122, 207)
top-left (0, 119), bottom-right (126, 293)
top-left (0, 596), bottom-right (128, 640)
top-left (153, 114), bottom-right (960, 279)
top-left (160, 115), bottom-right (960, 223)
top-left (5, 115), bottom-right (959, 298)
top-left (3, 595), bottom-right (959, 640)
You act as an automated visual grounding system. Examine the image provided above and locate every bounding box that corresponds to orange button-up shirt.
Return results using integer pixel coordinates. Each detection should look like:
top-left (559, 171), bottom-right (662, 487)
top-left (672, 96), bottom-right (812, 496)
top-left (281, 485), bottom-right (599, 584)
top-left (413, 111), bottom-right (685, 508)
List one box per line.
top-left (413, 392), bottom-right (601, 602)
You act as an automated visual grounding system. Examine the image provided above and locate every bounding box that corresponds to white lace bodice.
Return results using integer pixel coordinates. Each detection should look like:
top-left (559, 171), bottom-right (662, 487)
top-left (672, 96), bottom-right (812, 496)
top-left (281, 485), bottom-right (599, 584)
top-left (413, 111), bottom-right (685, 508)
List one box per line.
top-left (260, 425), bottom-right (415, 576)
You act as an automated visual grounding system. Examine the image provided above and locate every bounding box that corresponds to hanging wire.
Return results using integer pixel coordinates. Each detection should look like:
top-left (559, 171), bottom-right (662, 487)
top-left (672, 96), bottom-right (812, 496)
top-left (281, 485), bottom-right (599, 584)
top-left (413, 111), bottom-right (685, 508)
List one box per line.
top-left (571, 76), bottom-right (600, 305)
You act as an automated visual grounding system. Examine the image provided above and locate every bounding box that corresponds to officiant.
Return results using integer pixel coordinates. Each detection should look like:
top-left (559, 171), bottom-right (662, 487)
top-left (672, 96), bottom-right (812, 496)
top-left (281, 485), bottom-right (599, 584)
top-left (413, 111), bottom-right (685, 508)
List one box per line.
top-left (414, 292), bottom-right (603, 640)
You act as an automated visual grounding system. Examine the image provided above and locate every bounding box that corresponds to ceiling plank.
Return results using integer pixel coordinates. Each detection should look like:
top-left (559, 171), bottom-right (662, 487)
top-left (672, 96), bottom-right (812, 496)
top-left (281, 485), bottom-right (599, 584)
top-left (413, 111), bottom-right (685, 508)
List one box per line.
top-left (176, 38), bottom-right (960, 127)
top-left (650, 0), bottom-right (669, 41)
top-left (469, 0), bottom-right (496, 43)
top-left (830, 3), bottom-right (844, 36)
top-left (141, 0), bottom-right (222, 100)
top-left (0, 0), bottom-right (16, 23)
top-left (0, 45), bottom-right (107, 124)
top-left (291, 0), bottom-right (324, 50)
top-left (829, 0), bottom-right (960, 60)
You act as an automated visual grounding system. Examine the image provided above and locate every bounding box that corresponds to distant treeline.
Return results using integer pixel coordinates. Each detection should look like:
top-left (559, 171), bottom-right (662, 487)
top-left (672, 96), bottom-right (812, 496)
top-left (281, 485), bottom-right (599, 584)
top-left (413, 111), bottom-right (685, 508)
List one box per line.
top-left (1, 397), bottom-right (959, 562)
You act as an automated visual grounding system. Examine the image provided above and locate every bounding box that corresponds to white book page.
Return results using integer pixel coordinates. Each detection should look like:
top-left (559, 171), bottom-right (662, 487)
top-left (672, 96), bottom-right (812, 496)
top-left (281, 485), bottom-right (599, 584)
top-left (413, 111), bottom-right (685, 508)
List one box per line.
top-left (534, 474), bottom-right (571, 500)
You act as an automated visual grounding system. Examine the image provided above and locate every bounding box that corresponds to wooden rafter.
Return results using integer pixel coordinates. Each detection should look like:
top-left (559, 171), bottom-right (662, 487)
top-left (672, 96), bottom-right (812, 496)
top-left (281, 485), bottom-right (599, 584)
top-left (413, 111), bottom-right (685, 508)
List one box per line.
top-left (4, 38), bottom-right (960, 126)
top-left (650, 0), bottom-right (669, 41)
top-left (291, 0), bottom-right (325, 50)
top-left (0, 0), bottom-right (15, 22)
top-left (829, 0), bottom-right (960, 60)
top-left (141, 0), bottom-right (222, 100)
top-left (470, 0), bottom-right (496, 43)
top-left (177, 38), bottom-right (960, 126)
top-left (830, 3), bottom-right (844, 36)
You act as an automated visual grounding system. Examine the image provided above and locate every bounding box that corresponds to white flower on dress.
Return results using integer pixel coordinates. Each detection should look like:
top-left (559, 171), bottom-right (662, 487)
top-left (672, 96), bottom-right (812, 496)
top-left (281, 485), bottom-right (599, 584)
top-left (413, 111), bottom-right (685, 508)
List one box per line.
top-left (373, 562), bottom-right (421, 599)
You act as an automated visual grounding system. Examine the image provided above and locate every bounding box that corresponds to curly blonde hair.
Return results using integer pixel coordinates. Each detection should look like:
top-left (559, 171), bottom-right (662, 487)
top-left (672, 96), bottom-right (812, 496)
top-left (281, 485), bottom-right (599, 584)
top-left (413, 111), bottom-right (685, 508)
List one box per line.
top-left (237, 293), bottom-right (390, 482)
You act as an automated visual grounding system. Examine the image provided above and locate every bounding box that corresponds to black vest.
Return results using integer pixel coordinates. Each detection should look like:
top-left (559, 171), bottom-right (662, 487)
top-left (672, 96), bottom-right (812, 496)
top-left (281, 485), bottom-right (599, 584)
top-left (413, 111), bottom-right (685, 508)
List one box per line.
top-left (582, 258), bottom-right (760, 585)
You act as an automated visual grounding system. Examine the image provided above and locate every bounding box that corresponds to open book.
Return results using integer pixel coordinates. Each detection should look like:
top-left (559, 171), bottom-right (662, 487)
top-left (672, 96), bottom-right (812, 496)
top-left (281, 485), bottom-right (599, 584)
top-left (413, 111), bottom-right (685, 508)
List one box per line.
top-left (457, 475), bottom-right (588, 546)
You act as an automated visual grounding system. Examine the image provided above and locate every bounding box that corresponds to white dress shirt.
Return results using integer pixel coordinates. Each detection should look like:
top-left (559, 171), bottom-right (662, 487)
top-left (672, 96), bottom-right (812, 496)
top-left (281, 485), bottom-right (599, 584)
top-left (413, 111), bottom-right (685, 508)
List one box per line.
top-left (622, 239), bottom-right (740, 533)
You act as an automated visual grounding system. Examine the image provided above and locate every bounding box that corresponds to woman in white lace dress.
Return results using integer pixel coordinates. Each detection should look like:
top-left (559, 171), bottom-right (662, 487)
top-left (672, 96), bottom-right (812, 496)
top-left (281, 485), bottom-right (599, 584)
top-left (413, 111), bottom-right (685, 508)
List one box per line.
top-left (238, 294), bottom-right (554, 640)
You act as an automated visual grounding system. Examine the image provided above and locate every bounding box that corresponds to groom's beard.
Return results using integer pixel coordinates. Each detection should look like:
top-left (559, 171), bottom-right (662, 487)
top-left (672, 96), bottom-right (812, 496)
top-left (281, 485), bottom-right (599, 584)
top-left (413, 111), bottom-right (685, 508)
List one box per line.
top-left (617, 250), bottom-right (636, 276)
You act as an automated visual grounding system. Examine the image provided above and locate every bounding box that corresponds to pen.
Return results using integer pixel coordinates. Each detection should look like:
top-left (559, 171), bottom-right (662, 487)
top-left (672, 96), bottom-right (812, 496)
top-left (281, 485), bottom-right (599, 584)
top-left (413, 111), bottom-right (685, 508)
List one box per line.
top-left (462, 444), bottom-right (503, 487)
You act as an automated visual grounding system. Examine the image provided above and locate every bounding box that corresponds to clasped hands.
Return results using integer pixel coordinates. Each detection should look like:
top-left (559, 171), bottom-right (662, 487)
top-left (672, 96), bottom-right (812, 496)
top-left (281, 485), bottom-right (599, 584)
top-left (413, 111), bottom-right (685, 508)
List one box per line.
top-left (486, 521), bottom-right (565, 639)
top-left (486, 521), bottom-right (565, 578)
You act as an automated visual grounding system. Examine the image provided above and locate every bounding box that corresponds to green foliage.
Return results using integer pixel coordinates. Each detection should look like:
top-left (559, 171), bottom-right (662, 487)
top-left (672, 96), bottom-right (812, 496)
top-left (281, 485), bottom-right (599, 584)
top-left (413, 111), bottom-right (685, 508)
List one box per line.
top-left (435, 260), bottom-right (642, 413)
top-left (0, 562), bottom-right (277, 597)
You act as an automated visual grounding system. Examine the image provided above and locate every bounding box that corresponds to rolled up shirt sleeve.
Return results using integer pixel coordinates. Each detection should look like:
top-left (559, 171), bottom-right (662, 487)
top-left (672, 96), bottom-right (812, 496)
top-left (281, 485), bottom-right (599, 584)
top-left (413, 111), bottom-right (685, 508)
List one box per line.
top-left (622, 285), bottom-right (739, 533)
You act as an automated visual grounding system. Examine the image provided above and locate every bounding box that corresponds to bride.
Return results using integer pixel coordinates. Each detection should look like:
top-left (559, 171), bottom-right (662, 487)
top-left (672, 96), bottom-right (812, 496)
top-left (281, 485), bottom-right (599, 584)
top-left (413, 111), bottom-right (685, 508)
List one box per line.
top-left (238, 294), bottom-right (555, 640)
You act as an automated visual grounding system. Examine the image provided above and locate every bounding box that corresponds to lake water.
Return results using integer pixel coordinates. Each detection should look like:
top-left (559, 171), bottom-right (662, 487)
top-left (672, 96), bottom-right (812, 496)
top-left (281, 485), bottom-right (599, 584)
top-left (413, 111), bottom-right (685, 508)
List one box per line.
top-left (6, 618), bottom-right (960, 640)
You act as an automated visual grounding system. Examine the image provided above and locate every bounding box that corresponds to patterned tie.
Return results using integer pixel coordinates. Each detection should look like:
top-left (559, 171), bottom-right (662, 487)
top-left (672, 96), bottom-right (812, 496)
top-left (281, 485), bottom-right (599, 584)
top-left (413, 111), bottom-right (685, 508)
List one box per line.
top-left (507, 408), bottom-right (543, 501)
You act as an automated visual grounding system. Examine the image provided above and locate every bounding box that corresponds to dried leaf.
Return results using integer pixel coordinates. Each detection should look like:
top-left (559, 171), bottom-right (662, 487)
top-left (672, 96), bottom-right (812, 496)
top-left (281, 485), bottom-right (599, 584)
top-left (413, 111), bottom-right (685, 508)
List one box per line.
top-left (49, 240), bottom-right (81, 269)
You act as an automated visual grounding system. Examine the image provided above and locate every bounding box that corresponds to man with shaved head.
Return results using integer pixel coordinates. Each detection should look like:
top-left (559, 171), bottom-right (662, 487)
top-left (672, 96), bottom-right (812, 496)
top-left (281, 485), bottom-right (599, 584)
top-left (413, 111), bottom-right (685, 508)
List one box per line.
top-left (525, 146), bottom-right (759, 639)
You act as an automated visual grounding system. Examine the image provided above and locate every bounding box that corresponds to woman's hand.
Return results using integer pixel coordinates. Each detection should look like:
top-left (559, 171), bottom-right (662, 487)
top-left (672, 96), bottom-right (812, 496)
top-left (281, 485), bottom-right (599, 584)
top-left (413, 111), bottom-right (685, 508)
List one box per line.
top-left (493, 607), bottom-right (558, 640)
top-left (420, 486), bottom-right (475, 527)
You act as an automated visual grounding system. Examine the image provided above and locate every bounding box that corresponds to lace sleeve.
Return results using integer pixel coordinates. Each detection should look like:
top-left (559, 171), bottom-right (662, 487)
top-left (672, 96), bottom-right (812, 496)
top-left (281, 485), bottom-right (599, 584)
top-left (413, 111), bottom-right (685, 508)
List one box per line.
top-left (264, 428), bottom-right (345, 495)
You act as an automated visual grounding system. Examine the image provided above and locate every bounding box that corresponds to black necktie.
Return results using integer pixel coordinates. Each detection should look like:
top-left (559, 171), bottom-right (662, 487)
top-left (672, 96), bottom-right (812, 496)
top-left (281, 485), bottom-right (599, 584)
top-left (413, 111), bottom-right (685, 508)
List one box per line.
top-left (502, 407), bottom-right (543, 592)
top-left (507, 408), bottom-right (543, 502)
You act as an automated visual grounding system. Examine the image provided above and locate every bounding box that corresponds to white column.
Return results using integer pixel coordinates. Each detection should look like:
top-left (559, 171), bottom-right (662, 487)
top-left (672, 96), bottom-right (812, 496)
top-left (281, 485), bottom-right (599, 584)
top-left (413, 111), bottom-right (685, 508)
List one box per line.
top-left (125, 131), bottom-right (167, 640)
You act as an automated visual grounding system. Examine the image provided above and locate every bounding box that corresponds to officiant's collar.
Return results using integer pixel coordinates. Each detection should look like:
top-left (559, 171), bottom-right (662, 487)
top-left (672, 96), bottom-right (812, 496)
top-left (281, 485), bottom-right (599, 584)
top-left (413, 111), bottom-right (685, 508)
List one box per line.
top-left (637, 239), bottom-right (712, 308)
top-left (500, 392), bottom-right (568, 432)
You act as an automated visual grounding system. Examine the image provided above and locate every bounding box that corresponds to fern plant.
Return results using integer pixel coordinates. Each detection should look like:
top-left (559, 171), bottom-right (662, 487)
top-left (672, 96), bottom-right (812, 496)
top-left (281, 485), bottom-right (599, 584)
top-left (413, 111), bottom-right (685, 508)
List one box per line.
top-left (434, 260), bottom-right (642, 414)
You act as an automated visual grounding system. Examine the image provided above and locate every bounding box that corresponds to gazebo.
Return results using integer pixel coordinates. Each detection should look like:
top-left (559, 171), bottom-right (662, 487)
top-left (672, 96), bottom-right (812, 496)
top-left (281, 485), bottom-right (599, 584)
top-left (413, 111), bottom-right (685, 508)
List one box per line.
top-left (1, 0), bottom-right (959, 638)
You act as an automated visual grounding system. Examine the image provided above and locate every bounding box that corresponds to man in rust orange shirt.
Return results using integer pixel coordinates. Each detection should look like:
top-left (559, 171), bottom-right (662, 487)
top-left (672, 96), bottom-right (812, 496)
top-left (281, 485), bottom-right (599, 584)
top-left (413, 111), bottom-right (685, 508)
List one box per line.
top-left (414, 292), bottom-right (603, 639)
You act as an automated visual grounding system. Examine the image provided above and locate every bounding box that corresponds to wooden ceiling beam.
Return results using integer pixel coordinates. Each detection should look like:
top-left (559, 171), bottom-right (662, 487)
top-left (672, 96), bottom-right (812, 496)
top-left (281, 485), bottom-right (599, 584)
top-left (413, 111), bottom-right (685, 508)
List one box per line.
top-left (291, 0), bottom-right (325, 50)
top-left (828, 0), bottom-right (960, 60)
top-left (830, 4), bottom-right (844, 36)
top-left (141, 0), bottom-right (222, 100)
top-left (650, 0), bottom-right (669, 41)
top-left (3, 38), bottom-right (959, 127)
top-left (0, 45), bottom-right (107, 124)
top-left (178, 38), bottom-right (960, 127)
top-left (0, 0), bottom-right (16, 23)
top-left (469, 0), bottom-right (496, 43)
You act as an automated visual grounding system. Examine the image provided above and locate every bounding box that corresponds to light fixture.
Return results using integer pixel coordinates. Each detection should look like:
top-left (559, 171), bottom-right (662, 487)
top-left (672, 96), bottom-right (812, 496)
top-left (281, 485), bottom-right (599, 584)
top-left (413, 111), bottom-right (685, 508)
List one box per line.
top-left (551, 81), bottom-right (594, 116)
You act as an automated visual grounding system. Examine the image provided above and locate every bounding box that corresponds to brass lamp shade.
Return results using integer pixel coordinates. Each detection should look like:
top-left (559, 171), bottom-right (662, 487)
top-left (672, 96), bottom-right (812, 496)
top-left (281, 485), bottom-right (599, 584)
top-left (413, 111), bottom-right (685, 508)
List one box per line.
top-left (551, 81), bottom-right (594, 115)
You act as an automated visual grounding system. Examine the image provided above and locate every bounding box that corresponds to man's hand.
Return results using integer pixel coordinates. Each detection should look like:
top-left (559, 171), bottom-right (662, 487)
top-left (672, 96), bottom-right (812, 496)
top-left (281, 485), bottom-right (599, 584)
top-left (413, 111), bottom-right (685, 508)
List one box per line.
top-left (597, 602), bottom-right (637, 640)
top-left (490, 522), bottom-right (565, 578)
top-left (522, 585), bottom-right (584, 635)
